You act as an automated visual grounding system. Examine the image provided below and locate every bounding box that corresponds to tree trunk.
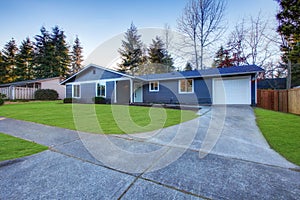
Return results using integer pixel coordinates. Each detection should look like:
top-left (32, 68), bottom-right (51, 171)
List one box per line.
top-left (286, 58), bottom-right (292, 89)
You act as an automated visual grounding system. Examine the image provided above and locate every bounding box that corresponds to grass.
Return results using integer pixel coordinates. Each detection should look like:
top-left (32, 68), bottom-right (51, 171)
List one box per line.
top-left (0, 101), bottom-right (198, 134)
top-left (255, 108), bottom-right (300, 166)
top-left (0, 132), bottom-right (48, 161)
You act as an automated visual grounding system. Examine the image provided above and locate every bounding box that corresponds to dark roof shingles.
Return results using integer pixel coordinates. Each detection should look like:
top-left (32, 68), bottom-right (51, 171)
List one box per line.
top-left (138, 65), bottom-right (264, 81)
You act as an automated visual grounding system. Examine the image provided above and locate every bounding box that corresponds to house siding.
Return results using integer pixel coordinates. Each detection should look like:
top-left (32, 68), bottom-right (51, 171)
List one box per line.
top-left (142, 78), bottom-right (212, 105)
top-left (106, 81), bottom-right (115, 102)
top-left (66, 81), bottom-right (116, 103)
top-left (74, 66), bottom-right (123, 82)
top-left (251, 74), bottom-right (256, 105)
top-left (40, 78), bottom-right (65, 99)
top-left (66, 85), bottom-right (72, 98)
top-left (79, 83), bottom-right (96, 103)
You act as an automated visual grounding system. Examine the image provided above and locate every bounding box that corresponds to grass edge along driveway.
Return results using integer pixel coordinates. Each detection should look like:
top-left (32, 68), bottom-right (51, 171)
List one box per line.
top-left (255, 108), bottom-right (300, 166)
top-left (0, 132), bottom-right (48, 162)
top-left (0, 101), bottom-right (198, 134)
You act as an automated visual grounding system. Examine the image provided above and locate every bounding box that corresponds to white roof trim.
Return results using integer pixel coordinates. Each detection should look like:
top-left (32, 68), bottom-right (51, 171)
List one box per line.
top-left (65, 77), bottom-right (131, 85)
top-left (139, 71), bottom-right (260, 81)
top-left (60, 63), bottom-right (136, 85)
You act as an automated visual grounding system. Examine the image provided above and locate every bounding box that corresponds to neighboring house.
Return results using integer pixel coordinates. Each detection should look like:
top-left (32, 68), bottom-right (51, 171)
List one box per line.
top-left (0, 77), bottom-right (65, 100)
top-left (61, 64), bottom-right (264, 105)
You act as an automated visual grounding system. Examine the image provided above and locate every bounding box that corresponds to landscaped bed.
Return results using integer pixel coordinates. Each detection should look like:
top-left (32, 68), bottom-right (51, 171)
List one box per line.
top-left (0, 132), bottom-right (48, 161)
top-left (255, 108), bottom-right (300, 166)
top-left (0, 101), bottom-right (198, 134)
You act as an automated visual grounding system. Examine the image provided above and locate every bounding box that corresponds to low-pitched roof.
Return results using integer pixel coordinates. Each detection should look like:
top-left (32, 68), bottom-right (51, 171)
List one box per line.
top-left (0, 77), bottom-right (60, 87)
top-left (60, 64), bottom-right (264, 84)
top-left (138, 65), bottom-right (264, 81)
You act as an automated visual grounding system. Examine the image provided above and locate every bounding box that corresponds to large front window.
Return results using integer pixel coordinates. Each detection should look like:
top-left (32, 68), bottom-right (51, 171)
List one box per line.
top-left (73, 84), bottom-right (80, 98)
top-left (179, 79), bottom-right (193, 93)
top-left (96, 82), bottom-right (106, 97)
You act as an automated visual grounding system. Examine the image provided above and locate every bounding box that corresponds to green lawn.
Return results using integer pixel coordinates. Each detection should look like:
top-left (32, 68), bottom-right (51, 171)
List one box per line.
top-left (0, 101), bottom-right (198, 134)
top-left (0, 132), bottom-right (48, 161)
top-left (255, 108), bottom-right (300, 166)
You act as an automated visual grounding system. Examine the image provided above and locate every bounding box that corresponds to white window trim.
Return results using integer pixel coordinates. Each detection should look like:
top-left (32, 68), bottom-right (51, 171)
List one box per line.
top-left (72, 84), bottom-right (81, 98)
top-left (178, 79), bottom-right (194, 94)
top-left (95, 81), bottom-right (106, 98)
top-left (149, 81), bottom-right (159, 92)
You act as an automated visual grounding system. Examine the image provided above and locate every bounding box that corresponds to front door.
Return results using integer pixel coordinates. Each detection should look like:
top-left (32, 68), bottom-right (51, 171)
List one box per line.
top-left (134, 83), bottom-right (143, 103)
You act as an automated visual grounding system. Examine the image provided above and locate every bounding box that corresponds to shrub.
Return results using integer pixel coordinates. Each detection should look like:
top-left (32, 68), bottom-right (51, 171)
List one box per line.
top-left (34, 89), bottom-right (59, 100)
top-left (63, 98), bottom-right (74, 103)
top-left (0, 93), bottom-right (6, 99)
top-left (93, 97), bottom-right (106, 104)
top-left (0, 98), bottom-right (4, 106)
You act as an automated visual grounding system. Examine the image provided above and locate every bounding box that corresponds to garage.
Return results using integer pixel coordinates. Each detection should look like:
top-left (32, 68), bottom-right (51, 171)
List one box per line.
top-left (213, 76), bottom-right (251, 105)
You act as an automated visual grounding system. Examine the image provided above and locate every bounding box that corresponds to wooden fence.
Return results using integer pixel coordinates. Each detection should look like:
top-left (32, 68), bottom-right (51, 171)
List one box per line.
top-left (257, 88), bottom-right (300, 115)
top-left (0, 86), bottom-right (38, 100)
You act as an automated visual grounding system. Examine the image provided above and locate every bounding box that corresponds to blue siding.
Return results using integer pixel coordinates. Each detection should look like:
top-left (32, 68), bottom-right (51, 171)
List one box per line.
top-left (143, 78), bottom-right (212, 105)
top-left (143, 80), bottom-right (178, 104)
top-left (75, 67), bottom-right (122, 82)
top-left (66, 85), bottom-right (72, 98)
top-left (251, 74), bottom-right (256, 105)
top-left (194, 78), bottom-right (212, 104)
top-left (106, 81), bottom-right (115, 101)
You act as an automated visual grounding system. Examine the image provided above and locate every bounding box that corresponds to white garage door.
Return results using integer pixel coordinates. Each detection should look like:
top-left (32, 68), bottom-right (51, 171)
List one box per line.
top-left (213, 76), bottom-right (251, 105)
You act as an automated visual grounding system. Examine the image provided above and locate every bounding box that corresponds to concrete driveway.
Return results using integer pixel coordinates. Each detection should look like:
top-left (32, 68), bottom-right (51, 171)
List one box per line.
top-left (0, 106), bottom-right (299, 199)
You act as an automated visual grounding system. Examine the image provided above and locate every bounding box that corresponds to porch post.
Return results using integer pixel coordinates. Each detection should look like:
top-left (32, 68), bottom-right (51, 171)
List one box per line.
top-left (12, 86), bottom-right (15, 100)
top-left (114, 81), bottom-right (117, 103)
top-left (129, 79), bottom-right (133, 104)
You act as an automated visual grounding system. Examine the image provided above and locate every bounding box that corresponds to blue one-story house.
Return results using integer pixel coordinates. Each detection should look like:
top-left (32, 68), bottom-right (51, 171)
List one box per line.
top-left (61, 64), bottom-right (264, 105)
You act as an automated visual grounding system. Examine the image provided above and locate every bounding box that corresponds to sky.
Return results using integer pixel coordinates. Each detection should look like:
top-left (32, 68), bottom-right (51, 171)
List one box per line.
top-left (0, 0), bottom-right (279, 67)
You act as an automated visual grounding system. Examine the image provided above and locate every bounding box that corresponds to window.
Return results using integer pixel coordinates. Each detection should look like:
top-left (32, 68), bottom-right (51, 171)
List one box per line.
top-left (96, 82), bottom-right (106, 97)
top-left (73, 84), bottom-right (80, 98)
top-left (179, 79), bottom-right (194, 93)
top-left (149, 81), bottom-right (159, 92)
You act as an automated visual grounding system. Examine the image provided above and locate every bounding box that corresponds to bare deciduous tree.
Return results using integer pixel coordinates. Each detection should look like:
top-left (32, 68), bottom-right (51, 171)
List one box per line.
top-left (224, 13), bottom-right (280, 73)
top-left (177, 0), bottom-right (226, 69)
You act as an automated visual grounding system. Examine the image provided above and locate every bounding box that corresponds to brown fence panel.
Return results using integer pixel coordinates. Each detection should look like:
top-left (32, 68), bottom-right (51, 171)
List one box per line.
top-left (273, 90), bottom-right (279, 111)
top-left (257, 88), bottom-right (300, 115)
top-left (278, 90), bottom-right (288, 113)
top-left (258, 90), bottom-right (274, 110)
top-left (288, 88), bottom-right (300, 115)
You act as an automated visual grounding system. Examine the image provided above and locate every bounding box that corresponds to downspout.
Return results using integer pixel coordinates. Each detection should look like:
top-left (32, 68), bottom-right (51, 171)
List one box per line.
top-left (129, 79), bottom-right (133, 104)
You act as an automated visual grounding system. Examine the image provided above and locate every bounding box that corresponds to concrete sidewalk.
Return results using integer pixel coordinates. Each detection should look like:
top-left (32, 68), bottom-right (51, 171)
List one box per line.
top-left (0, 106), bottom-right (299, 199)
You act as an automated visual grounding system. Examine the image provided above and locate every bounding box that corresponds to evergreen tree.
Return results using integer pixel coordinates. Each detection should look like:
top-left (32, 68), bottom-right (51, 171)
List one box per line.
top-left (213, 45), bottom-right (246, 68)
top-left (51, 26), bottom-right (70, 78)
top-left (148, 36), bottom-right (174, 73)
top-left (15, 37), bottom-right (35, 81)
top-left (0, 51), bottom-right (6, 84)
top-left (70, 36), bottom-right (83, 75)
top-left (118, 23), bottom-right (144, 75)
top-left (276, 0), bottom-right (300, 87)
top-left (184, 62), bottom-right (193, 71)
top-left (2, 38), bottom-right (18, 83)
top-left (34, 26), bottom-right (56, 78)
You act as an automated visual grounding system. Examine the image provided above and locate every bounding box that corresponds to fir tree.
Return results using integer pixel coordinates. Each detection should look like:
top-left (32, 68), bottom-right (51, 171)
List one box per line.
top-left (213, 45), bottom-right (246, 68)
top-left (34, 26), bottom-right (56, 78)
top-left (0, 51), bottom-right (6, 84)
top-left (276, 0), bottom-right (300, 87)
top-left (148, 36), bottom-right (174, 73)
top-left (15, 37), bottom-right (35, 81)
top-left (2, 38), bottom-right (18, 83)
top-left (34, 26), bottom-right (70, 78)
top-left (118, 23), bottom-right (144, 75)
top-left (51, 26), bottom-right (70, 78)
top-left (70, 36), bottom-right (83, 75)
top-left (184, 62), bottom-right (193, 71)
